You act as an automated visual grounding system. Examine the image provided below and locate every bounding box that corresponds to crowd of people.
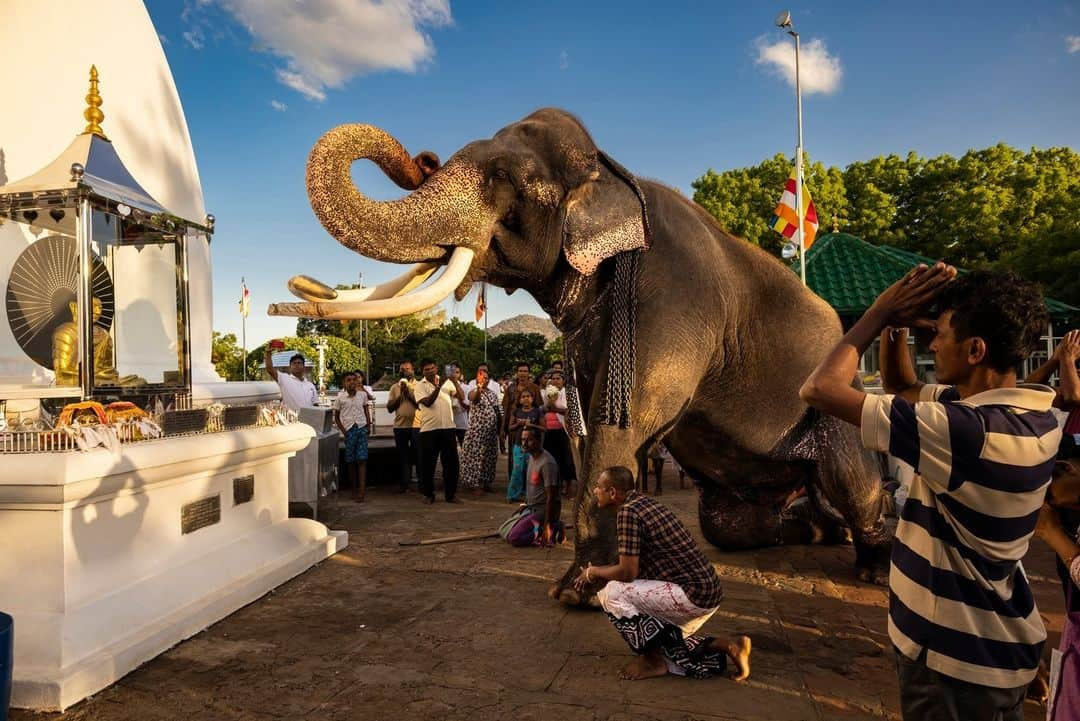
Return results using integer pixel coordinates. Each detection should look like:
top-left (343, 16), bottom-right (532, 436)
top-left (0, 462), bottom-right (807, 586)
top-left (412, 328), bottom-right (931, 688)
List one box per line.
top-left (263, 272), bottom-right (1080, 713)
top-left (383, 358), bottom-right (578, 509)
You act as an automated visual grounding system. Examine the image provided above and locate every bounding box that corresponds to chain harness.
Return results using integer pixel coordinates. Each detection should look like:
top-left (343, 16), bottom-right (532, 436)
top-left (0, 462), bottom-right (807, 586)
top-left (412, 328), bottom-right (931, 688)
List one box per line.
top-left (563, 151), bottom-right (650, 434)
top-left (596, 250), bottom-right (641, 429)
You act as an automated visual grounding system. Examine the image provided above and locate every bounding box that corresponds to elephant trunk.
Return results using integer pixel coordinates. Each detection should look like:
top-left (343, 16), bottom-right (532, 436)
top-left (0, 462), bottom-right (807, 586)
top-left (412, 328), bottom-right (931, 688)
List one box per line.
top-left (306, 124), bottom-right (491, 265)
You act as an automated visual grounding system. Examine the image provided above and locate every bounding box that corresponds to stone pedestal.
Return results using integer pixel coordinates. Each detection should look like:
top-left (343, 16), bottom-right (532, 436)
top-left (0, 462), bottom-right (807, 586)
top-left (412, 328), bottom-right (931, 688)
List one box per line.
top-left (0, 423), bottom-right (347, 710)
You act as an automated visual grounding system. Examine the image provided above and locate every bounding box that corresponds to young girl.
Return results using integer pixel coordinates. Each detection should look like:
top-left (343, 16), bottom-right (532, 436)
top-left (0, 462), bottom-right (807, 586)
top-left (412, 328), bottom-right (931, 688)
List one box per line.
top-left (506, 390), bottom-right (542, 502)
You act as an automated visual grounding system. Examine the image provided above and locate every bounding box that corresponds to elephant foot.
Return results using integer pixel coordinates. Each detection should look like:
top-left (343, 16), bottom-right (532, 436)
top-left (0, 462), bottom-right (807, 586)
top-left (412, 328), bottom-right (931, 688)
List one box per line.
top-left (779, 496), bottom-right (851, 546)
top-left (548, 584), bottom-right (579, 605)
top-left (853, 525), bottom-right (892, 586)
top-left (549, 582), bottom-right (603, 608)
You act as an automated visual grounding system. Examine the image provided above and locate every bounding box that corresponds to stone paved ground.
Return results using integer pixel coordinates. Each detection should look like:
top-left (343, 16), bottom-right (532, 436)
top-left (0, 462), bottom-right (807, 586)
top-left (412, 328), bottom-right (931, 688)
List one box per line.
top-left (14, 465), bottom-right (1062, 721)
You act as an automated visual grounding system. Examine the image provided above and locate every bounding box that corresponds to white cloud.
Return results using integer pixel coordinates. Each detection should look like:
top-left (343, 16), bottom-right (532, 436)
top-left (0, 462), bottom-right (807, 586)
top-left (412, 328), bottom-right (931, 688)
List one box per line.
top-left (182, 27), bottom-right (205, 49)
top-left (159, 33), bottom-right (169, 45)
top-left (559, 49), bottom-right (569, 70)
top-left (204, 0), bottom-right (451, 102)
top-left (755, 36), bottom-right (842, 95)
top-left (1067, 35), bottom-right (1080, 54)
top-left (270, 99), bottom-right (288, 112)
top-left (276, 69), bottom-right (326, 102)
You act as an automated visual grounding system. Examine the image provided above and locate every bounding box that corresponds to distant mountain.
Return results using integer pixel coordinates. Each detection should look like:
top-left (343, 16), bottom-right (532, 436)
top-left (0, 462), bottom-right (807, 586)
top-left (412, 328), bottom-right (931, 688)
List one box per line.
top-left (487, 314), bottom-right (559, 341)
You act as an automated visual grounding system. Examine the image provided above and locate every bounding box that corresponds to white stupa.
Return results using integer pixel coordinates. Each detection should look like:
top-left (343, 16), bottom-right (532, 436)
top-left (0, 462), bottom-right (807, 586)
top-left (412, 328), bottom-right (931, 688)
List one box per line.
top-left (0, 1), bottom-right (345, 710)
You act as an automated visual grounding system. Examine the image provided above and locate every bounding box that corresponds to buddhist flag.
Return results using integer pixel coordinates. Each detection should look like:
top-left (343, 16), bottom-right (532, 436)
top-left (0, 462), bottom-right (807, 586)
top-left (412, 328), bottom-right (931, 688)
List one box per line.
top-left (769, 168), bottom-right (819, 249)
top-left (239, 280), bottom-right (250, 318)
top-left (474, 282), bottom-right (487, 322)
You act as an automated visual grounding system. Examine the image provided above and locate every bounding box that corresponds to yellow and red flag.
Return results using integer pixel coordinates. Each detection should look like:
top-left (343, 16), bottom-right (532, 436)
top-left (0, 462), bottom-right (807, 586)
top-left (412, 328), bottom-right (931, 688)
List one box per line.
top-left (239, 280), bottom-right (250, 318)
top-left (769, 168), bottom-right (819, 249)
top-left (474, 282), bottom-right (487, 322)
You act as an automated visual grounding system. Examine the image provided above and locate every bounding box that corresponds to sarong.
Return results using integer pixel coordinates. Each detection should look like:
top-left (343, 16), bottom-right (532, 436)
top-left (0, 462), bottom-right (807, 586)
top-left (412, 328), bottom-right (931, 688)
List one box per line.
top-left (504, 511), bottom-right (565, 547)
top-left (598, 579), bottom-right (727, 678)
top-left (344, 424), bottom-right (369, 462)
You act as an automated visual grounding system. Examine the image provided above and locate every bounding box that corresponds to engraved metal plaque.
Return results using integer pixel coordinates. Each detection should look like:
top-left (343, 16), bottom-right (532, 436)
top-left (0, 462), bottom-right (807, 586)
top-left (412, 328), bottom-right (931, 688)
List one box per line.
top-left (233, 475), bottom-right (254, 505)
top-left (181, 494), bottom-right (220, 534)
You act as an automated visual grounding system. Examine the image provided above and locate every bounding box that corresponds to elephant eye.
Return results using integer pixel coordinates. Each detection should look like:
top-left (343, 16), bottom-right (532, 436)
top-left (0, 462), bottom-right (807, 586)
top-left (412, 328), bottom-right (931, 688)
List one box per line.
top-left (492, 168), bottom-right (512, 183)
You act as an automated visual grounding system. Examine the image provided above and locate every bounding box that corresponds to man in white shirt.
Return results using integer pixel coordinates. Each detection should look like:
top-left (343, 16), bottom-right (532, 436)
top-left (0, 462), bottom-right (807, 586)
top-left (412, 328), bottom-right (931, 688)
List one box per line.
top-left (415, 359), bottom-right (464, 504)
top-left (386, 361), bottom-right (421, 493)
top-left (449, 364), bottom-right (470, 445)
top-left (264, 344), bottom-right (317, 412)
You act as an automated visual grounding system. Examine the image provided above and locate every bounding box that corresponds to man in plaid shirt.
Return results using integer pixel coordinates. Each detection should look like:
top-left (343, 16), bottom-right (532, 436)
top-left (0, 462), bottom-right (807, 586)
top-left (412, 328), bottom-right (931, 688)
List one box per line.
top-left (573, 466), bottom-right (751, 680)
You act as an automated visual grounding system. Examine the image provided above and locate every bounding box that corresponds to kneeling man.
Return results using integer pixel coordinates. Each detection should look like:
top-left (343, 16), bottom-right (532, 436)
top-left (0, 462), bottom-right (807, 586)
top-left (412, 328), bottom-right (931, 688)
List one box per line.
top-left (574, 466), bottom-right (751, 680)
top-left (503, 426), bottom-right (563, 546)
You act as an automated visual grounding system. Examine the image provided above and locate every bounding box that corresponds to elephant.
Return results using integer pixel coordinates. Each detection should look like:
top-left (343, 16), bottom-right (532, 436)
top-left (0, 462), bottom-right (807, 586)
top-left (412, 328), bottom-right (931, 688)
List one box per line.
top-left (269, 108), bottom-right (893, 602)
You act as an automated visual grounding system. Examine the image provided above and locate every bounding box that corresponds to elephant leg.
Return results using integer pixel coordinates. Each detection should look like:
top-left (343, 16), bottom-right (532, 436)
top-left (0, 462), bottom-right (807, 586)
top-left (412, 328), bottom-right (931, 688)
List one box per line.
top-left (551, 423), bottom-right (645, 607)
top-left (806, 414), bottom-right (892, 583)
top-left (694, 453), bottom-right (849, 551)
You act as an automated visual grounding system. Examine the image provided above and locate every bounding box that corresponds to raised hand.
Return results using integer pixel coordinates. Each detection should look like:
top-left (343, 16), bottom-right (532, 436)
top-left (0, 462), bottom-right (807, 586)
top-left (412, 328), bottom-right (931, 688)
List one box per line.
top-left (867, 262), bottom-right (957, 330)
top-left (1055, 330), bottom-right (1080, 363)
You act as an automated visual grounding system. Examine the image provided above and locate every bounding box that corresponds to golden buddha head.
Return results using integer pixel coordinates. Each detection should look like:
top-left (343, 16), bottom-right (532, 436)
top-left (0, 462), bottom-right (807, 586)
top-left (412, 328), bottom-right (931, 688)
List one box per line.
top-left (68, 296), bottom-right (104, 323)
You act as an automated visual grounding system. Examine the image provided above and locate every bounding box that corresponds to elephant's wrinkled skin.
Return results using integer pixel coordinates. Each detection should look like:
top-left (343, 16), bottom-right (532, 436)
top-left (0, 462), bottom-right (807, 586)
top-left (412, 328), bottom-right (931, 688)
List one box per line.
top-left (297, 109), bottom-right (892, 602)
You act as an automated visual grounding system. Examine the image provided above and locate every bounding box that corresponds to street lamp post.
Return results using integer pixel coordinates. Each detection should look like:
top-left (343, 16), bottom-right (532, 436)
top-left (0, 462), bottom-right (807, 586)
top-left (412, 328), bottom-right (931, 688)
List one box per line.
top-left (358, 272), bottom-right (368, 380)
top-left (316, 336), bottom-right (328, 403)
top-left (776, 10), bottom-right (806, 286)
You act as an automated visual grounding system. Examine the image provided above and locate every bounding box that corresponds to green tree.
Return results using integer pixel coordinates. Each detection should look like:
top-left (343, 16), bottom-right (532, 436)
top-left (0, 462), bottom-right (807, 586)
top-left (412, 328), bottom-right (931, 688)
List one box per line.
top-left (842, 152), bottom-right (919, 247)
top-left (542, 336), bottom-right (565, 369)
top-left (296, 308), bottom-right (445, 382)
top-left (691, 144), bottom-right (1080, 307)
top-left (488, 332), bottom-right (548, 375)
top-left (691, 152), bottom-right (848, 255)
top-left (211, 331), bottom-right (246, 381)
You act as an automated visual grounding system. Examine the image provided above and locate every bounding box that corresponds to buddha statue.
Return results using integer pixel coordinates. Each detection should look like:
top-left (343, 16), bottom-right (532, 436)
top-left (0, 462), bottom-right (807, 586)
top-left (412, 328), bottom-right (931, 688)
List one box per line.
top-left (52, 297), bottom-right (120, 386)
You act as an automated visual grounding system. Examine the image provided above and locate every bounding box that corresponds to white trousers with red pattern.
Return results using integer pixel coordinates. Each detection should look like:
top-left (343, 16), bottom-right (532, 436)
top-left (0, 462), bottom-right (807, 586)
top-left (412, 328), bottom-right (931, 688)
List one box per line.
top-left (598, 579), bottom-right (717, 635)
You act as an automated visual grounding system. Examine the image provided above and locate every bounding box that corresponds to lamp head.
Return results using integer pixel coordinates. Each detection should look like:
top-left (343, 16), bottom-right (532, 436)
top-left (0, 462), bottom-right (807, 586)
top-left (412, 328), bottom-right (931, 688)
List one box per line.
top-left (775, 10), bottom-right (792, 29)
top-left (781, 242), bottom-right (798, 259)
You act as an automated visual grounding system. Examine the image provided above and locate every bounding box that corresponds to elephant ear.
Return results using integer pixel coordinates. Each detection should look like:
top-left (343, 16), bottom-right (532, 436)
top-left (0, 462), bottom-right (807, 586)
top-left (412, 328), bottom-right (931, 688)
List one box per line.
top-left (561, 152), bottom-right (651, 276)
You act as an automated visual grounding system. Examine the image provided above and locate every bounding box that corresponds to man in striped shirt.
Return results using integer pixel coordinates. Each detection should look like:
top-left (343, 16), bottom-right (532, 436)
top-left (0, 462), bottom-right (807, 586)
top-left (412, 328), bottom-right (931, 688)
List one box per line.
top-left (800, 267), bottom-right (1061, 721)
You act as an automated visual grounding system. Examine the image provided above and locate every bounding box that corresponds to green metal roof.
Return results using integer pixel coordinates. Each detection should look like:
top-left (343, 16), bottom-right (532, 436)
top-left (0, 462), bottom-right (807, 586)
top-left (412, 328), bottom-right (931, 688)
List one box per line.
top-left (792, 232), bottom-right (1079, 323)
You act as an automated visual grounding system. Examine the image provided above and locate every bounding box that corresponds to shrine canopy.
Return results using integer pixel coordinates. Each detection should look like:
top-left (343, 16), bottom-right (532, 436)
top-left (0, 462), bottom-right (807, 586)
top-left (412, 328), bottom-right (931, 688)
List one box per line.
top-left (795, 232), bottom-right (1079, 328)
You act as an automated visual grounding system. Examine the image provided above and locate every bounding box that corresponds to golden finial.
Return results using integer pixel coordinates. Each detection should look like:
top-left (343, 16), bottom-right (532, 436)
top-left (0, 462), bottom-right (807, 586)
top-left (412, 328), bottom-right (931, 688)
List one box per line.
top-left (82, 65), bottom-right (107, 139)
top-left (832, 219), bottom-right (839, 233)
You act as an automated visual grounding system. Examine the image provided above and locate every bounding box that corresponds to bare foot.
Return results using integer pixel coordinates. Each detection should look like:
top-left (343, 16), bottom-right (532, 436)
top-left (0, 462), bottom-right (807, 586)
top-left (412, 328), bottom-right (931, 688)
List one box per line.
top-left (726, 636), bottom-right (751, 681)
top-left (620, 653), bottom-right (668, 680)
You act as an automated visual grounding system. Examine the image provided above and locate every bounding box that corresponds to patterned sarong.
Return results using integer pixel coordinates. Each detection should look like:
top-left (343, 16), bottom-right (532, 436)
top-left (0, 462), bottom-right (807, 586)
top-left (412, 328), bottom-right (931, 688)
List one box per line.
top-left (599, 580), bottom-right (727, 678)
top-left (344, 424), bottom-right (369, 462)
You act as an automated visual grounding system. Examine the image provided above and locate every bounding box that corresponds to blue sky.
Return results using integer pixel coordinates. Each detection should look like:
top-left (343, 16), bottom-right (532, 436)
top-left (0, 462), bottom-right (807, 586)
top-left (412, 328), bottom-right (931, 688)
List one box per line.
top-left (146, 0), bottom-right (1080, 347)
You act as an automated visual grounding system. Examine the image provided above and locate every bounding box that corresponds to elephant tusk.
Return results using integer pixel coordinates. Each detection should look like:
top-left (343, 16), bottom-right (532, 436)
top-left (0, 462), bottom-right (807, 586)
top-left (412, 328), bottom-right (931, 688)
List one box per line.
top-left (268, 248), bottom-right (475, 320)
top-left (287, 262), bottom-right (438, 303)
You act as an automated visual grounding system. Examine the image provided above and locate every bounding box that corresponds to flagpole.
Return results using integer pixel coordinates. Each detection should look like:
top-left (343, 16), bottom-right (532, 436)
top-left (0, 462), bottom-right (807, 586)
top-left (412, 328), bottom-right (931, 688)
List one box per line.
top-left (241, 277), bottom-right (248, 381)
top-left (793, 30), bottom-right (806, 286)
top-left (482, 283), bottom-right (488, 363)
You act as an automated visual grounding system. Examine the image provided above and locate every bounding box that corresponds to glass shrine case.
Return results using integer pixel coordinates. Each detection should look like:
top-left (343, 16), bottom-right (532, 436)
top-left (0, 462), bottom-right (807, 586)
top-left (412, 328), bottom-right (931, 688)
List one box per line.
top-left (0, 66), bottom-right (210, 408)
top-left (2, 198), bottom-right (198, 404)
